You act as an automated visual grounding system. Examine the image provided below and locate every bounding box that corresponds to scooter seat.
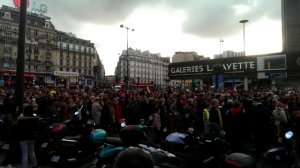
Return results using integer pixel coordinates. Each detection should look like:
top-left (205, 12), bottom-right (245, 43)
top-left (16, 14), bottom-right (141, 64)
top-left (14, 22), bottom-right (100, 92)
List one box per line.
top-left (225, 152), bottom-right (256, 168)
top-left (63, 135), bottom-right (82, 141)
top-left (106, 137), bottom-right (124, 146)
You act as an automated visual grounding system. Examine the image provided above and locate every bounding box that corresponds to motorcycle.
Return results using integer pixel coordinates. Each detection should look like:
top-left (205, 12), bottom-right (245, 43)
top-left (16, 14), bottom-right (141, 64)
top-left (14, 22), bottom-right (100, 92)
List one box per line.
top-left (96, 131), bottom-right (182, 168)
top-left (38, 110), bottom-right (102, 167)
top-left (95, 118), bottom-right (163, 168)
top-left (224, 131), bottom-right (295, 168)
top-left (138, 144), bottom-right (182, 168)
top-left (161, 123), bottom-right (229, 168)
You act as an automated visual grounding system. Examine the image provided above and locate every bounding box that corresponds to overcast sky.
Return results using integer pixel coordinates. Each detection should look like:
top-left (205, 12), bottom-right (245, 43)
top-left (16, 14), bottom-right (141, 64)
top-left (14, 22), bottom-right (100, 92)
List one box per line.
top-left (2, 0), bottom-right (282, 75)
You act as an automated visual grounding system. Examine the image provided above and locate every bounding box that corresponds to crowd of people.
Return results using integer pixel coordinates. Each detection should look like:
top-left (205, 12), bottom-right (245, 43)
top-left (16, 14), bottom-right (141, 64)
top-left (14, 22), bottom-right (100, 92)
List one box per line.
top-left (0, 85), bottom-right (300, 167)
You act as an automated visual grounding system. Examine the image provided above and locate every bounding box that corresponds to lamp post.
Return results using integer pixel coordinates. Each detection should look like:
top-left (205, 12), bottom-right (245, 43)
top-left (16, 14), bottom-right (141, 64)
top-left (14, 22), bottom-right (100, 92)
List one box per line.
top-left (120, 24), bottom-right (134, 90)
top-left (219, 38), bottom-right (224, 58)
top-left (16, 0), bottom-right (28, 112)
top-left (239, 19), bottom-right (249, 56)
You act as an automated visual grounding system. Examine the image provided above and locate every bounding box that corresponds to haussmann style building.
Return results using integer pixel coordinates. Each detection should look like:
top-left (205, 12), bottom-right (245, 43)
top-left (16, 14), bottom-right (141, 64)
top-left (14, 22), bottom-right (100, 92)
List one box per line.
top-left (0, 5), bottom-right (104, 88)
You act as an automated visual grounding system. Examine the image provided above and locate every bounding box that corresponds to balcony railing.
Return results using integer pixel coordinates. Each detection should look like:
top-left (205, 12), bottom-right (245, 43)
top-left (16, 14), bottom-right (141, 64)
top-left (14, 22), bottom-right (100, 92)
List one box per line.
top-left (25, 59), bottom-right (42, 64)
top-left (4, 48), bottom-right (12, 53)
top-left (45, 52), bottom-right (52, 56)
top-left (44, 61), bottom-right (53, 65)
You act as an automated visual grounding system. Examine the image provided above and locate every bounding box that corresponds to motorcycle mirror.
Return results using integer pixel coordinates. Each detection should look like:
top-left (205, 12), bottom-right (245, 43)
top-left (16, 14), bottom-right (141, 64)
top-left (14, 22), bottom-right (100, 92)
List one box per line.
top-left (187, 127), bottom-right (194, 134)
top-left (285, 131), bottom-right (293, 139)
top-left (74, 111), bottom-right (80, 116)
top-left (139, 119), bottom-right (145, 125)
top-left (220, 130), bottom-right (226, 136)
top-left (120, 122), bottom-right (126, 127)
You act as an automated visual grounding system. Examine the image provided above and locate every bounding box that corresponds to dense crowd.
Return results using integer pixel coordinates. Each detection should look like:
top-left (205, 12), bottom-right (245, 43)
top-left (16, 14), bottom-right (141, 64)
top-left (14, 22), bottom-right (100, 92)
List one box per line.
top-left (0, 86), bottom-right (300, 167)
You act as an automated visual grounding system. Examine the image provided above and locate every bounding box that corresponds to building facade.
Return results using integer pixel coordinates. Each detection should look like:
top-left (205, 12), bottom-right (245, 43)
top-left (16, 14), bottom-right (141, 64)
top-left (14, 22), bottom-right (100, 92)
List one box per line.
top-left (172, 51), bottom-right (208, 63)
top-left (282, 0), bottom-right (300, 53)
top-left (169, 53), bottom-right (300, 91)
top-left (170, 52), bottom-right (209, 86)
top-left (0, 5), bottom-right (103, 88)
top-left (115, 48), bottom-right (170, 88)
top-left (57, 31), bottom-right (98, 88)
top-left (214, 50), bottom-right (244, 59)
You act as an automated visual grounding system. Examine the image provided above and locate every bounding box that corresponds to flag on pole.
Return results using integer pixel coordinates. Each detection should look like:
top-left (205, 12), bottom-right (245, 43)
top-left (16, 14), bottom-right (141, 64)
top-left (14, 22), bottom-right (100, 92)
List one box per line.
top-left (228, 80), bottom-right (237, 95)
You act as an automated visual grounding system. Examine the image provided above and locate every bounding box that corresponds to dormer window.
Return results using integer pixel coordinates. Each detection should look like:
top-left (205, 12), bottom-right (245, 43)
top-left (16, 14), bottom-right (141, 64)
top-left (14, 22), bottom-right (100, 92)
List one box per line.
top-left (4, 12), bottom-right (10, 19)
top-left (45, 22), bottom-right (50, 28)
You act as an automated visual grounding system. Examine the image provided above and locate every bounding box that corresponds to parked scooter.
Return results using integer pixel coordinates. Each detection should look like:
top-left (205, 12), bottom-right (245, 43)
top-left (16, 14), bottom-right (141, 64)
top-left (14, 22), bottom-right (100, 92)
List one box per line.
top-left (38, 110), bottom-right (101, 167)
top-left (161, 123), bottom-right (229, 168)
top-left (95, 118), bottom-right (164, 168)
top-left (224, 131), bottom-right (295, 168)
top-left (138, 144), bottom-right (182, 168)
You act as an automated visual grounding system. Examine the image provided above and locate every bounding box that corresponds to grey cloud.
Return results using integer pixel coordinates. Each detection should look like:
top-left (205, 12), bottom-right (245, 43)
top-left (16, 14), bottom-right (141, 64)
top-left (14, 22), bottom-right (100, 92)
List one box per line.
top-left (39, 0), bottom-right (281, 37)
top-left (177, 0), bottom-right (281, 38)
top-left (45, 0), bottom-right (148, 25)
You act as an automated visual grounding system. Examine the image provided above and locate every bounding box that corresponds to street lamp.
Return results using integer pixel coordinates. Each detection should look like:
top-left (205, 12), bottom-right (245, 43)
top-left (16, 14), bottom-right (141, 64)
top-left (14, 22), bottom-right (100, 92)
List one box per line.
top-left (120, 24), bottom-right (134, 89)
top-left (219, 38), bottom-right (224, 58)
top-left (239, 19), bottom-right (249, 56)
top-left (16, 0), bottom-right (28, 112)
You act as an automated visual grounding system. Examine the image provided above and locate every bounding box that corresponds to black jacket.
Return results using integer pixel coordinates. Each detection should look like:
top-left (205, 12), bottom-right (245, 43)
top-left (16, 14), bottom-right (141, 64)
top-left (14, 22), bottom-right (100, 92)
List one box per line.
top-left (16, 116), bottom-right (40, 141)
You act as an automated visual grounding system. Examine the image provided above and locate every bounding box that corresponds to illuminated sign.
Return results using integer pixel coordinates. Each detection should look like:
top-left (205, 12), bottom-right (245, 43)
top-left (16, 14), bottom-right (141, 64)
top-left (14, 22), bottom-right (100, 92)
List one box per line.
top-left (13, 0), bottom-right (30, 9)
top-left (257, 54), bottom-right (286, 71)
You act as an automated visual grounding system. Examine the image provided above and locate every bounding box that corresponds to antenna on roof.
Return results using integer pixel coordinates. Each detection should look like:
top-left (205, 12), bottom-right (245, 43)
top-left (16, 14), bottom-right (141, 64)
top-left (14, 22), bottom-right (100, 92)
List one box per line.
top-left (31, 1), bottom-right (36, 13)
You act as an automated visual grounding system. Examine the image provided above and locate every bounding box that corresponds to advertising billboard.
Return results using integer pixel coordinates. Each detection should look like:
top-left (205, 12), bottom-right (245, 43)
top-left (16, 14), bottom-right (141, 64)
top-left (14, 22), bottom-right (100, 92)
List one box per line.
top-left (257, 54), bottom-right (286, 71)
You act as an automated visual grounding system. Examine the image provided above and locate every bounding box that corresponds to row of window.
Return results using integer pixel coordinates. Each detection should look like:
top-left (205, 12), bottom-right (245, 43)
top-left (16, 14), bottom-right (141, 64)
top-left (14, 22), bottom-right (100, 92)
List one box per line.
top-left (3, 11), bottom-right (51, 28)
top-left (60, 52), bottom-right (93, 60)
top-left (122, 62), bottom-right (164, 70)
top-left (59, 59), bottom-right (92, 68)
top-left (59, 43), bottom-right (93, 54)
top-left (1, 24), bottom-right (94, 53)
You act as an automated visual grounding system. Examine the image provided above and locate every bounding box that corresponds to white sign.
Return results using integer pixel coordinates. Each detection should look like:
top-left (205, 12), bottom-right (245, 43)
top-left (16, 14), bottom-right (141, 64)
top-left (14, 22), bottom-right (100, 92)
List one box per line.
top-left (54, 71), bottom-right (79, 77)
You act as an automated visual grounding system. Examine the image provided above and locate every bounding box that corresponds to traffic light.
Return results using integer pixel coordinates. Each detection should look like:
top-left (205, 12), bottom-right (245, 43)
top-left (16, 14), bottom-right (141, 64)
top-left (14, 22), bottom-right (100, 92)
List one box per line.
top-left (124, 76), bottom-right (128, 83)
top-left (33, 77), bottom-right (36, 85)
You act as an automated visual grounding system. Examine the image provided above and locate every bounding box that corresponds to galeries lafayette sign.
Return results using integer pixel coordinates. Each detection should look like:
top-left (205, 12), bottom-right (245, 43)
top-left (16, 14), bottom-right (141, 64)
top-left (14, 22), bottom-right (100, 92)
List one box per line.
top-left (169, 56), bottom-right (257, 75)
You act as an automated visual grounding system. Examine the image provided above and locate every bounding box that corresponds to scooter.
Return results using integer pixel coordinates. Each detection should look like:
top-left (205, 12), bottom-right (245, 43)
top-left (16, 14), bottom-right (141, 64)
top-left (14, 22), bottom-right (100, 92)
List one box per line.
top-left (38, 110), bottom-right (101, 167)
top-left (161, 124), bottom-right (229, 168)
top-left (138, 144), bottom-right (182, 168)
top-left (95, 118), bottom-right (159, 168)
top-left (224, 131), bottom-right (295, 168)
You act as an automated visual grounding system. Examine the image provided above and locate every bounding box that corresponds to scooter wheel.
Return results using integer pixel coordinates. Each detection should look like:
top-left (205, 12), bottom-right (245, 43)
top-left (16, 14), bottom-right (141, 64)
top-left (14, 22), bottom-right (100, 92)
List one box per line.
top-left (96, 159), bottom-right (112, 168)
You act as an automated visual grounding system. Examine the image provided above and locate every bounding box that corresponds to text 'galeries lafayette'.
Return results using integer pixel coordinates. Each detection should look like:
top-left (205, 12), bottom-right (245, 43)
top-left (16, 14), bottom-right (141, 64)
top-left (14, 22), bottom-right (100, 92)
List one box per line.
top-left (170, 61), bottom-right (256, 74)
